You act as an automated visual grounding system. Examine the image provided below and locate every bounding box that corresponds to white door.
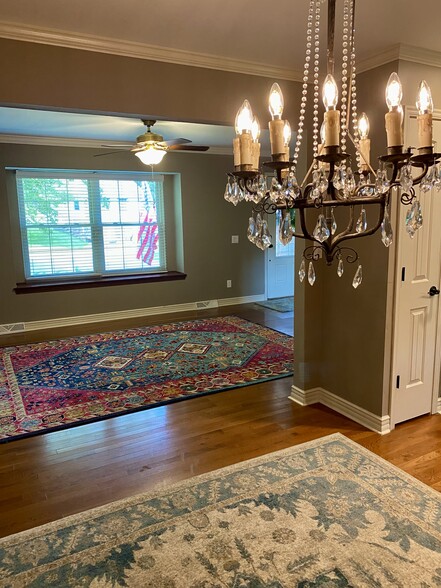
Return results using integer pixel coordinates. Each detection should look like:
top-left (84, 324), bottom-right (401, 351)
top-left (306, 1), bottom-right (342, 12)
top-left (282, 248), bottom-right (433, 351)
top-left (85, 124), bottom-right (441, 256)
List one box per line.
top-left (267, 210), bottom-right (295, 299)
top-left (390, 113), bottom-right (441, 425)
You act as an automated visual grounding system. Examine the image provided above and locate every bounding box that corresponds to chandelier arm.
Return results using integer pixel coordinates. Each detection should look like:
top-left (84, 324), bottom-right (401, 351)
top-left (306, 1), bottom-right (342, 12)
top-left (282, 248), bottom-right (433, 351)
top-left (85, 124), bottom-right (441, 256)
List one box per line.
top-left (410, 162), bottom-right (429, 186)
top-left (297, 206), bottom-right (315, 242)
top-left (325, 202), bottom-right (356, 244)
top-left (293, 195), bottom-right (385, 209)
top-left (329, 199), bottom-right (386, 251)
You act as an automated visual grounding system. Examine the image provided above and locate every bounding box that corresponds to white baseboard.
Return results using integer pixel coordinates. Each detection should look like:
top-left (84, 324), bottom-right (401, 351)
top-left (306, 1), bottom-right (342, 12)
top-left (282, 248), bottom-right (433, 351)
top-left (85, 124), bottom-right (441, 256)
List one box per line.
top-left (437, 396), bottom-right (441, 414)
top-left (290, 385), bottom-right (391, 435)
top-left (0, 294), bottom-right (266, 335)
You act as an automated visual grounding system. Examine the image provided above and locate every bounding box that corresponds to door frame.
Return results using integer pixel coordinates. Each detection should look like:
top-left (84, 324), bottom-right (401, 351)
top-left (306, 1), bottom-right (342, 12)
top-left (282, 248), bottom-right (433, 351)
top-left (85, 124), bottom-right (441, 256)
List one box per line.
top-left (389, 107), bottom-right (441, 428)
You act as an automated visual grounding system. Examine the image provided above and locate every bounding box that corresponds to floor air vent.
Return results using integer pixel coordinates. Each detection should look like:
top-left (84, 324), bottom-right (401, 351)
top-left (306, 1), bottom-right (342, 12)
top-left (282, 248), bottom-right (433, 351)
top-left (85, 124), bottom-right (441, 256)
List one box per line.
top-left (195, 300), bottom-right (218, 310)
top-left (0, 322), bottom-right (26, 334)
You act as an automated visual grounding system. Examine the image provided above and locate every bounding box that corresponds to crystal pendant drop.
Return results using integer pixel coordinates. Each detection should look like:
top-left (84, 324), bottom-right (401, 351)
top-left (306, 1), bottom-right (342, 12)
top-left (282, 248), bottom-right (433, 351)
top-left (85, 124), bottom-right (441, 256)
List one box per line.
top-left (400, 163), bottom-right (413, 193)
top-left (298, 259), bottom-right (306, 283)
top-left (247, 216), bottom-right (257, 243)
top-left (318, 170), bottom-right (328, 194)
top-left (331, 208), bottom-right (337, 235)
top-left (313, 214), bottom-right (330, 243)
top-left (375, 169), bottom-right (390, 195)
top-left (420, 166), bottom-right (434, 193)
top-left (337, 258), bottom-right (344, 278)
top-left (279, 210), bottom-right (293, 245)
top-left (270, 177), bottom-right (283, 203)
top-left (257, 174), bottom-right (267, 201)
top-left (254, 213), bottom-right (263, 249)
top-left (344, 167), bottom-right (356, 197)
top-left (406, 199), bottom-right (423, 238)
top-left (308, 261), bottom-right (316, 286)
top-left (356, 208), bottom-right (367, 233)
top-left (231, 181), bottom-right (241, 205)
top-left (434, 164), bottom-right (441, 192)
top-left (381, 208), bottom-right (393, 247)
top-left (332, 166), bottom-right (346, 191)
top-left (224, 179), bottom-right (232, 202)
top-left (352, 265), bottom-right (363, 289)
top-left (261, 220), bottom-right (272, 249)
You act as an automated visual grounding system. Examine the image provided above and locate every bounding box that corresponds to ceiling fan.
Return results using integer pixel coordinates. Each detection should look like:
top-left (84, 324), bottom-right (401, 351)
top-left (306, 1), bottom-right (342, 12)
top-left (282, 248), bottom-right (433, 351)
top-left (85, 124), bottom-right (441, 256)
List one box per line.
top-left (97, 119), bottom-right (209, 165)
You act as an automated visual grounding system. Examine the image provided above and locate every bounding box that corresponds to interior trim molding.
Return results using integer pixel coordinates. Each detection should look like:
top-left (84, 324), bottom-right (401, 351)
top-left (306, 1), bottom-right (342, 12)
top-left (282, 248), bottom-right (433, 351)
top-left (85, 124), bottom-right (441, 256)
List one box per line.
top-left (290, 385), bottom-right (391, 435)
top-left (437, 397), bottom-right (441, 414)
top-left (0, 20), bottom-right (302, 82)
top-left (357, 44), bottom-right (401, 73)
top-left (354, 43), bottom-right (441, 74)
top-left (0, 294), bottom-right (265, 335)
top-left (0, 134), bottom-right (233, 155)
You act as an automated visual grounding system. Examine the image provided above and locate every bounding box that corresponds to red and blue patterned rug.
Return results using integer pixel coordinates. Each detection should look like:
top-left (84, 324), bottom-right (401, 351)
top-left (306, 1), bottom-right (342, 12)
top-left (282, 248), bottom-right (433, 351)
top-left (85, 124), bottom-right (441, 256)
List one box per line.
top-left (0, 316), bottom-right (293, 442)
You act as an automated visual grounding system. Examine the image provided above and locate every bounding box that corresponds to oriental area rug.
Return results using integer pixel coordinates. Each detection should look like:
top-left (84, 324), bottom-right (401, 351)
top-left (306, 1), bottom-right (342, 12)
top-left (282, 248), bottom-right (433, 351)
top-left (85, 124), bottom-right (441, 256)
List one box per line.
top-left (256, 296), bottom-right (294, 313)
top-left (1, 434), bottom-right (441, 586)
top-left (0, 316), bottom-right (293, 442)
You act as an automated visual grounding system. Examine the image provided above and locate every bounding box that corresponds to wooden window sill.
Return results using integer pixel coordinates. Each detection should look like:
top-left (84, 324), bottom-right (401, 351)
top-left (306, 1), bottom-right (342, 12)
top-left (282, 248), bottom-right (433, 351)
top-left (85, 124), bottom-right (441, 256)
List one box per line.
top-left (14, 271), bottom-right (187, 294)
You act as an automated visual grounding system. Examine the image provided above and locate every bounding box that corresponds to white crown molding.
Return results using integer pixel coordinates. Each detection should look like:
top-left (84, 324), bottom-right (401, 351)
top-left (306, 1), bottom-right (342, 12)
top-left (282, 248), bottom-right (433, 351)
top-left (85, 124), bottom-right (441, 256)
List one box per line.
top-left (357, 44), bottom-right (401, 73)
top-left (0, 20), bottom-right (302, 82)
top-left (290, 385), bottom-right (391, 435)
top-left (0, 134), bottom-right (132, 149)
top-left (399, 44), bottom-right (441, 69)
top-left (357, 43), bottom-right (441, 74)
top-left (0, 134), bottom-right (237, 155)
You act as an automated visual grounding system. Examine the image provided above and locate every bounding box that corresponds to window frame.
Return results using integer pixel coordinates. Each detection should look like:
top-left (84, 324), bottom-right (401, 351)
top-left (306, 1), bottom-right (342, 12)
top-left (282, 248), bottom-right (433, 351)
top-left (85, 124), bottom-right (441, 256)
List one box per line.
top-left (16, 169), bottom-right (169, 283)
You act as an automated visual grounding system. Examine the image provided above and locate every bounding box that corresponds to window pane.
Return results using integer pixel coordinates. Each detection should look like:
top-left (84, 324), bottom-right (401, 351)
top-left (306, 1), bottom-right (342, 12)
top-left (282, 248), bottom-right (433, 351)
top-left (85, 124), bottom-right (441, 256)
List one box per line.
top-left (26, 226), bottom-right (93, 277)
top-left (17, 172), bottom-right (166, 280)
top-left (103, 224), bottom-right (160, 271)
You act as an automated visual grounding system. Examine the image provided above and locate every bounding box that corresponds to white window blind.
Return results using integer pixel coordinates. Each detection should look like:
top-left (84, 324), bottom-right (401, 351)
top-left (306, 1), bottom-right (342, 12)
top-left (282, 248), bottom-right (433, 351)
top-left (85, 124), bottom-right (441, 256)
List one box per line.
top-left (16, 170), bottom-right (166, 280)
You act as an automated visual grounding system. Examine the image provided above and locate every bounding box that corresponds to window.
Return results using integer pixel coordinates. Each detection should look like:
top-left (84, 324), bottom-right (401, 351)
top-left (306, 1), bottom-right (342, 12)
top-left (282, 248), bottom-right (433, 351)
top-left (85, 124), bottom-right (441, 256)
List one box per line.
top-left (16, 170), bottom-right (166, 281)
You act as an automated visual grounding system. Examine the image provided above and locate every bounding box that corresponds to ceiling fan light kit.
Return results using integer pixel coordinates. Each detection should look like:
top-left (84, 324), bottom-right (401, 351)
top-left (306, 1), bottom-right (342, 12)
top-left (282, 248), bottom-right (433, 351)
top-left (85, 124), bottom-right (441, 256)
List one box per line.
top-left (99, 119), bottom-right (209, 163)
top-left (224, 0), bottom-right (441, 288)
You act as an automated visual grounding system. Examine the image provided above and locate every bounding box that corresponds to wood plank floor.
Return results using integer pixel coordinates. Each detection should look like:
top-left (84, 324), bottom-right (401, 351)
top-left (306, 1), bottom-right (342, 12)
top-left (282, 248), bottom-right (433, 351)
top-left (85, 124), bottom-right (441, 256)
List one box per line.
top-left (0, 303), bottom-right (440, 539)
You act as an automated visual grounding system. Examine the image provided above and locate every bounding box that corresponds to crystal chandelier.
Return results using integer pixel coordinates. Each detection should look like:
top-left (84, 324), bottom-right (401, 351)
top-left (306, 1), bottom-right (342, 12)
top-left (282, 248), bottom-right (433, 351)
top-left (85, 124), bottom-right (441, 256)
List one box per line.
top-left (224, 0), bottom-right (441, 288)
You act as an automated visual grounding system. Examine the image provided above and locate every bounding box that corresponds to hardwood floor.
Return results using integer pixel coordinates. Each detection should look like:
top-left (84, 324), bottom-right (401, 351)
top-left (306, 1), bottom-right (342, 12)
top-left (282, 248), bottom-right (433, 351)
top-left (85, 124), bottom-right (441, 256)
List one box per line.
top-left (0, 303), bottom-right (440, 539)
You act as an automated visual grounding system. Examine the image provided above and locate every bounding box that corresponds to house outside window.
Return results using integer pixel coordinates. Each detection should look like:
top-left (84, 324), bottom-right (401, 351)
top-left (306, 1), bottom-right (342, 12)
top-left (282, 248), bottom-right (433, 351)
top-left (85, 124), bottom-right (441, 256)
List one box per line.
top-left (15, 170), bottom-right (166, 281)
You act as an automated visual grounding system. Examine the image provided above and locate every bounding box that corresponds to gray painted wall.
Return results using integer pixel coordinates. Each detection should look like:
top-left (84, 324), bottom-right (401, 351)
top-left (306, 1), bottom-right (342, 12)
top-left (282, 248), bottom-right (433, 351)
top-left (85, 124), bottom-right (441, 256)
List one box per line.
top-left (0, 144), bottom-right (264, 324)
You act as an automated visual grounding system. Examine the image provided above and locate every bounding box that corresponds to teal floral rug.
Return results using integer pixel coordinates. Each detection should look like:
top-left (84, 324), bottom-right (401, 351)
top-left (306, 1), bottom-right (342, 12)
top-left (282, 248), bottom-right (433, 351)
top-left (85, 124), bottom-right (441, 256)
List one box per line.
top-left (2, 434), bottom-right (441, 587)
top-left (256, 297), bottom-right (294, 313)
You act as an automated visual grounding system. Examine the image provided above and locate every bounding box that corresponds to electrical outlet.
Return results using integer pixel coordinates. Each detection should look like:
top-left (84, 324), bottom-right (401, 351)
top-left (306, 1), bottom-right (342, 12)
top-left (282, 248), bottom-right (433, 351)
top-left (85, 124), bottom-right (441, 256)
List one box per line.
top-left (231, 235), bottom-right (239, 244)
top-left (227, 280), bottom-right (232, 288)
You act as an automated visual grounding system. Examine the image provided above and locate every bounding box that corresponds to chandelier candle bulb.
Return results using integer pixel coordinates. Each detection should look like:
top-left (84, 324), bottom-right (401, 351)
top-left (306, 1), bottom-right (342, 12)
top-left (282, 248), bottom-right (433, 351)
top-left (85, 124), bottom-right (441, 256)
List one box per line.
top-left (235, 99), bottom-right (254, 168)
top-left (251, 115), bottom-right (261, 170)
top-left (233, 137), bottom-right (241, 167)
top-left (416, 80), bottom-right (434, 149)
top-left (322, 75), bottom-right (340, 147)
top-left (283, 120), bottom-right (292, 162)
top-left (358, 113), bottom-right (371, 170)
top-left (385, 72), bottom-right (404, 148)
top-left (268, 83), bottom-right (286, 157)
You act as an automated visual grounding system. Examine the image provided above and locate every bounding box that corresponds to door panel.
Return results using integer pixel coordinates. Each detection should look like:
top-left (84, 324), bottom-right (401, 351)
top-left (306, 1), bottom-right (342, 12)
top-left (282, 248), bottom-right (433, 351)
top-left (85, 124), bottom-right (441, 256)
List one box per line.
top-left (391, 114), bottom-right (441, 425)
top-left (266, 210), bottom-right (295, 299)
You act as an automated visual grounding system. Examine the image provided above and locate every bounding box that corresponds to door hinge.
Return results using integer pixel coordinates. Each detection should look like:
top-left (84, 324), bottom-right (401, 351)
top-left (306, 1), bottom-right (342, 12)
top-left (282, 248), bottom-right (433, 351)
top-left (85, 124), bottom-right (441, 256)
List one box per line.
top-left (396, 375), bottom-right (400, 389)
top-left (401, 267), bottom-right (406, 282)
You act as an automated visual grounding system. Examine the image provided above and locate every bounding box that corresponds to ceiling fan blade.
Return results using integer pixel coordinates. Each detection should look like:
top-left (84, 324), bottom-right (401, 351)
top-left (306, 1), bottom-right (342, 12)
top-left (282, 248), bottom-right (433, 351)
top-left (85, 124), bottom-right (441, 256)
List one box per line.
top-left (94, 150), bottom-right (130, 157)
top-left (100, 144), bottom-right (134, 149)
top-left (168, 144), bottom-right (210, 152)
top-left (163, 138), bottom-right (192, 147)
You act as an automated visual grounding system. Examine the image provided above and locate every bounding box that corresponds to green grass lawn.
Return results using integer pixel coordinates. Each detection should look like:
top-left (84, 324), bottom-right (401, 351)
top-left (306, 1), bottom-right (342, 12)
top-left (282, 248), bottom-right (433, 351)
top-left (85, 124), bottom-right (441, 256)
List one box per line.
top-left (27, 227), bottom-right (90, 248)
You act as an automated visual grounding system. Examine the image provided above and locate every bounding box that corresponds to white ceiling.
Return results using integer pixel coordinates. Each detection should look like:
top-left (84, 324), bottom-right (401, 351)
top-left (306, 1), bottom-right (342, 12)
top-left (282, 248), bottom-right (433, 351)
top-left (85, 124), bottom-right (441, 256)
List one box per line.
top-left (0, 0), bottom-right (440, 146)
top-left (1, 0), bottom-right (441, 71)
